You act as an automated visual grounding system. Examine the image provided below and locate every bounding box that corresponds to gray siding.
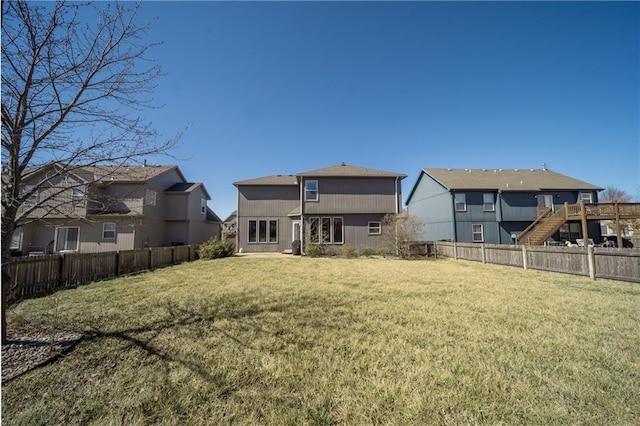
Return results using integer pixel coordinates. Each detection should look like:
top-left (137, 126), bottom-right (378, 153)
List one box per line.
top-left (303, 178), bottom-right (399, 215)
top-left (406, 173), bottom-right (455, 241)
top-left (236, 185), bottom-right (299, 253)
top-left (303, 214), bottom-right (389, 251)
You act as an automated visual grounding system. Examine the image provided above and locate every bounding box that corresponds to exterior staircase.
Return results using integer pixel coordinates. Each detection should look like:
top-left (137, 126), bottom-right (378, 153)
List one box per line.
top-left (517, 206), bottom-right (567, 246)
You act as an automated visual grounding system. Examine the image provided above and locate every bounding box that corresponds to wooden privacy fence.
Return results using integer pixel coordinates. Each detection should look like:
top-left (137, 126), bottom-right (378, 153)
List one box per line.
top-left (432, 241), bottom-right (640, 284)
top-left (8, 245), bottom-right (199, 302)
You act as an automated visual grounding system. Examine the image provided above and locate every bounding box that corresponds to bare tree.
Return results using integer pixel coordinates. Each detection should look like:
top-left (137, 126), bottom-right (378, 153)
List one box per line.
top-left (381, 212), bottom-right (422, 259)
top-left (1, 1), bottom-right (180, 343)
top-left (599, 186), bottom-right (632, 203)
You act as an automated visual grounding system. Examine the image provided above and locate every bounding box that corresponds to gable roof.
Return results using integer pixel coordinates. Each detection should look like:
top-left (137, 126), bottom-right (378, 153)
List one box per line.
top-left (424, 168), bottom-right (603, 192)
top-left (296, 163), bottom-right (407, 178)
top-left (233, 175), bottom-right (299, 186)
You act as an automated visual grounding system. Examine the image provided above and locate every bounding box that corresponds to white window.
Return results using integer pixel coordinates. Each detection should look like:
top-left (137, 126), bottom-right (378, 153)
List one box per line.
top-left (144, 189), bottom-right (156, 206)
top-left (305, 180), bottom-right (318, 201)
top-left (483, 193), bottom-right (495, 212)
top-left (23, 184), bottom-right (38, 206)
top-left (201, 198), bottom-right (207, 215)
top-left (308, 217), bottom-right (343, 244)
top-left (55, 226), bottom-right (79, 252)
top-left (103, 222), bottom-right (116, 240)
top-left (472, 224), bottom-right (484, 243)
top-left (579, 192), bottom-right (593, 203)
top-left (248, 219), bottom-right (278, 243)
top-left (455, 193), bottom-right (466, 211)
top-left (72, 185), bottom-right (86, 206)
top-left (368, 221), bottom-right (382, 235)
top-left (10, 227), bottom-right (23, 250)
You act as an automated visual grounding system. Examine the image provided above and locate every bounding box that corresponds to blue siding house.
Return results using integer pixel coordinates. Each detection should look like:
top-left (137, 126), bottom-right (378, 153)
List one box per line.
top-left (405, 167), bottom-right (603, 244)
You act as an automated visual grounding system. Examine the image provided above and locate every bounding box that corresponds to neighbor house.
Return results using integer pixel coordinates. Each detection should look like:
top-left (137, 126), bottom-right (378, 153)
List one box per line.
top-left (233, 163), bottom-right (406, 253)
top-left (11, 163), bottom-right (221, 255)
top-left (405, 166), bottom-right (603, 244)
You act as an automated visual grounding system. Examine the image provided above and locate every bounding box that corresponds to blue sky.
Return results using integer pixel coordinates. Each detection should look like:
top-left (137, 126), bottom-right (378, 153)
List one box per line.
top-left (129, 1), bottom-right (638, 219)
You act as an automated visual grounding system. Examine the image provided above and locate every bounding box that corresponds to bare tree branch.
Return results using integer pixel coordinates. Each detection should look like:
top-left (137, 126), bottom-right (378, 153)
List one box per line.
top-left (1, 0), bottom-right (181, 343)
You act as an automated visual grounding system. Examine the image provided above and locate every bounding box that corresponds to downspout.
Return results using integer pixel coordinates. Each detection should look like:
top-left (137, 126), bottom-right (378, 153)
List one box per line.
top-left (497, 190), bottom-right (503, 244)
top-left (395, 176), bottom-right (399, 256)
top-left (299, 177), bottom-right (304, 255)
top-left (395, 176), bottom-right (400, 214)
top-left (451, 190), bottom-right (458, 242)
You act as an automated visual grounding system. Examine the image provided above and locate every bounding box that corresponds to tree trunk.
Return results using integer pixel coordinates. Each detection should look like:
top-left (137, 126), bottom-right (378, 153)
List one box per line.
top-left (1, 211), bottom-right (17, 344)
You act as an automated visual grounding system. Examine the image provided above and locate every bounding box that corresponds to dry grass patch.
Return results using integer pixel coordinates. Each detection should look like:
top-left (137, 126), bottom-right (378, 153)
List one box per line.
top-left (3, 257), bottom-right (639, 425)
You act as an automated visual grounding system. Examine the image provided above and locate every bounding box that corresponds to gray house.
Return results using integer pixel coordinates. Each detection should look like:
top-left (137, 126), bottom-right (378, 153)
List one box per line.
top-left (405, 167), bottom-right (603, 244)
top-left (233, 163), bottom-right (406, 253)
top-left (11, 164), bottom-right (221, 255)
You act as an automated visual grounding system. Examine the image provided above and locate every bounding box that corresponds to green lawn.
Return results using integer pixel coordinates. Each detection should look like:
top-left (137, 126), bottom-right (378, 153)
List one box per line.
top-left (3, 256), bottom-right (639, 425)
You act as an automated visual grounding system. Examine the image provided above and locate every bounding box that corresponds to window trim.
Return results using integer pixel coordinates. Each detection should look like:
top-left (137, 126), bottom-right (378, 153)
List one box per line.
top-left (368, 221), bottom-right (382, 235)
top-left (23, 184), bottom-right (38, 206)
top-left (144, 189), bottom-right (157, 206)
top-left (248, 219), bottom-right (278, 244)
top-left (102, 222), bottom-right (116, 240)
top-left (10, 227), bottom-right (23, 250)
top-left (483, 193), bottom-right (495, 212)
top-left (305, 180), bottom-right (318, 202)
top-left (579, 192), bottom-right (593, 203)
top-left (472, 223), bottom-right (484, 243)
top-left (54, 226), bottom-right (80, 252)
top-left (454, 193), bottom-right (467, 212)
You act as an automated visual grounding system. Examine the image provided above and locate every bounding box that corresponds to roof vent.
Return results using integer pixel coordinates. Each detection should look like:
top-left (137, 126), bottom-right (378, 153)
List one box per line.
top-left (341, 162), bottom-right (347, 166)
top-left (514, 168), bottom-right (519, 171)
top-left (542, 162), bottom-right (547, 171)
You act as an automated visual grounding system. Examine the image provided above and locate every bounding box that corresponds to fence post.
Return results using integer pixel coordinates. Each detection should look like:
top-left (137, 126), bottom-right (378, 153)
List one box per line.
top-left (587, 246), bottom-right (596, 280)
top-left (453, 241), bottom-right (458, 260)
top-left (148, 247), bottom-right (152, 270)
top-left (481, 244), bottom-right (486, 264)
top-left (115, 251), bottom-right (120, 277)
top-left (59, 253), bottom-right (66, 287)
top-left (522, 245), bottom-right (528, 270)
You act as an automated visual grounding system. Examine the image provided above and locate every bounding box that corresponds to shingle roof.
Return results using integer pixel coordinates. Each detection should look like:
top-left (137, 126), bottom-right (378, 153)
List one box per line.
top-left (86, 165), bottom-right (180, 182)
top-left (233, 175), bottom-right (299, 186)
top-left (165, 182), bottom-right (198, 192)
top-left (423, 168), bottom-right (603, 191)
top-left (164, 181), bottom-right (211, 200)
top-left (297, 163), bottom-right (407, 178)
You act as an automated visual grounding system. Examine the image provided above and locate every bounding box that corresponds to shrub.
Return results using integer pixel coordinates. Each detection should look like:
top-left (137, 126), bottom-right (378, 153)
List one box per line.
top-left (324, 247), bottom-right (338, 257)
top-left (361, 247), bottom-right (375, 257)
top-left (305, 245), bottom-right (322, 257)
top-left (340, 244), bottom-right (358, 258)
top-left (198, 237), bottom-right (235, 259)
top-left (377, 247), bottom-right (390, 258)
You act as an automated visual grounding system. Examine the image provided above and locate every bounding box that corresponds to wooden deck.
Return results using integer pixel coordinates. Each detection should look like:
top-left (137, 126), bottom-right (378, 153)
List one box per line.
top-left (564, 202), bottom-right (640, 221)
top-left (519, 202), bottom-right (640, 246)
